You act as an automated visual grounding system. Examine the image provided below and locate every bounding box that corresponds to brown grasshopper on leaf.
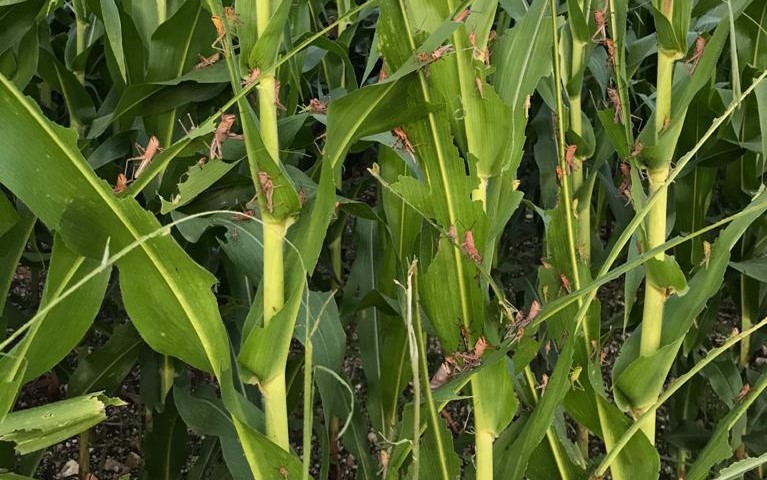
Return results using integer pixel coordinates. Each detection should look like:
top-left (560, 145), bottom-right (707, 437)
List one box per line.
top-left (126, 136), bottom-right (161, 180)
top-left (211, 7), bottom-right (239, 54)
top-left (392, 127), bottom-right (416, 158)
top-left (565, 144), bottom-right (578, 172)
top-left (462, 230), bottom-right (482, 263)
top-left (113, 173), bottom-right (128, 194)
top-left (607, 86), bottom-right (624, 124)
top-left (431, 45), bottom-right (455, 61)
top-left (241, 68), bottom-right (260, 88)
top-left (307, 98), bottom-right (327, 114)
top-left (603, 38), bottom-right (617, 68)
top-left (686, 36), bottom-right (706, 75)
top-left (592, 5), bottom-right (609, 42)
top-left (209, 113), bottom-right (241, 160)
top-left (453, 9), bottom-right (470, 22)
top-left (258, 171), bottom-right (275, 213)
top-left (194, 52), bottom-right (221, 70)
top-left (559, 273), bottom-right (572, 294)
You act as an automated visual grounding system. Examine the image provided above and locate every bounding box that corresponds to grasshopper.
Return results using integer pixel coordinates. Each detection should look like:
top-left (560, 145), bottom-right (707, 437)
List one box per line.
top-left (686, 36), bottom-right (706, 75)
top-left (592, 5), bottom-right (609, 42)
top-left (126, 136), bottom-right (161, 180)
top-left (113, 173), bottom-right (128, 194)
top-left (462, 230), bottom-right (482, 264)
top-left (209, 113), bottom-right (240, 160)
top-left (565, 144), bottom-right (578, 172)
top-left (453, 9), bottom-right (470, 22)
top-left (194, 52), bottom-right (221, 70)
top-left (258, 171), bottom-right (275, 213)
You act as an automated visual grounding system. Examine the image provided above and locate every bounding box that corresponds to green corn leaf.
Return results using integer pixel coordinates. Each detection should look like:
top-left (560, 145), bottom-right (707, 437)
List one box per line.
top-left (160, 159), bottom-right (242, 214)
top-left (0, 73), bottom-right (231, 376)
top-left (0, 235), bottom-right (110, 406)
top-left (687, 369), bottom-right (767, 480)
top-left (144, 391), bottom-right (189, 480)
top-left (0, 208), bottom-right (32, 320)
top-left (99, 0), bottom-right (127, 83)
top-left (0, 1), bottom-right (41, 58)
top-left (248, 0), bottom-right (292, 68)
top-left (494, 0), bottom-right (552, 110)
top-left (730, 255), bottom-right (767, 282)
top-left (644, 255), bottom-right (689, 296)
top-left (566, 0), bottom-right (590, 45)
top-left (0, 192), bottom-right (18, 238)
top-left (68, 322), bottom-right (142, 397)
top-left (0, 393), bottom-right (124, 454)
top-left (711, 451), bottom-right (767, 480)
top-left (8, 24), bottom-right (37, 90)
top-left (494, 331), bottom-right (576, 480)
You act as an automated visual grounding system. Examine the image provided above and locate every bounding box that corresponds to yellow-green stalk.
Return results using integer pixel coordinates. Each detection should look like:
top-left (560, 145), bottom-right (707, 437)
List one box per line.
top-left (566, 0), bottom-right (593, 457)
top-left (256, 0), bottom-right (291, 450)
top-left (638, 0), bottom-right (676, 442)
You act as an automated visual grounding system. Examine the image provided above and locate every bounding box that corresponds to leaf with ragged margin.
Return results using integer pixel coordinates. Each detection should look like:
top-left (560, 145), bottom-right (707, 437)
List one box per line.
top-left (160, 159), bottom-right (241, 214)
top-left (0, 393), bottom-right (124, 454)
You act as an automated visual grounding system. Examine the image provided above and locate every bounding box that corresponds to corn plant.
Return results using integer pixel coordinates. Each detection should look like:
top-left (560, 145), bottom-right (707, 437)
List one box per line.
top-left (1, 0), bottom-right (767, 479)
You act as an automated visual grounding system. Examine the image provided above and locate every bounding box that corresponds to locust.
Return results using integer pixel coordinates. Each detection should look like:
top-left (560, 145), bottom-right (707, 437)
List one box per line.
top-left (565, 144), bottom-right (578, 172)
top-left (258, 171), bottom-right (275, 213)
top-left (537, 373), bottom-right (549, 394)
top-left (469, 32), bottom-right (490, 64)
top-left (392, 127), bottom-right (415, 158)
top-left (555, 165), bottom-right (565, 185)
top-left (446, 224), bottom-right (458, 242)
top-left (307, 98), bottom-right (327, 114)
top-left (475, 76), bottom-right (485, 98)
top-left (607, 86), bottom-right (624, 124)
top-left (211, 7), bottom-right (239, 54)
top-left (462, 230), bottom-right (482, 264)
top-left (604, 38), bottom-right (617, 67)
top-left (431, 45), bottom-right (454, 61)
top-left (618, 162), bottom-right (632, 205)
top-left (569, 365), bottom-right (584, 391)
top-left (686, 36), bottom-right (706, 75)
top-left (241, 67), bottom-right (260, 88)
top-left (453, 9), bottom-right (470, 22)
top-left (559, 273), bottom-right (572, 294)
top-left (113, 173), bottom-right (128, 194)
top-left (194, 52), bottom-right (221, 70)
top-left (592, 5), bottom-right (609, 42)
top-left (736, 383), bottom-right (751, 402)
top-left (274, 80), bottom-right (287, 111)
top-left (209, 113), bottom-right (239, 160)
top-left (126, 136), bottom-right (161, 180)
